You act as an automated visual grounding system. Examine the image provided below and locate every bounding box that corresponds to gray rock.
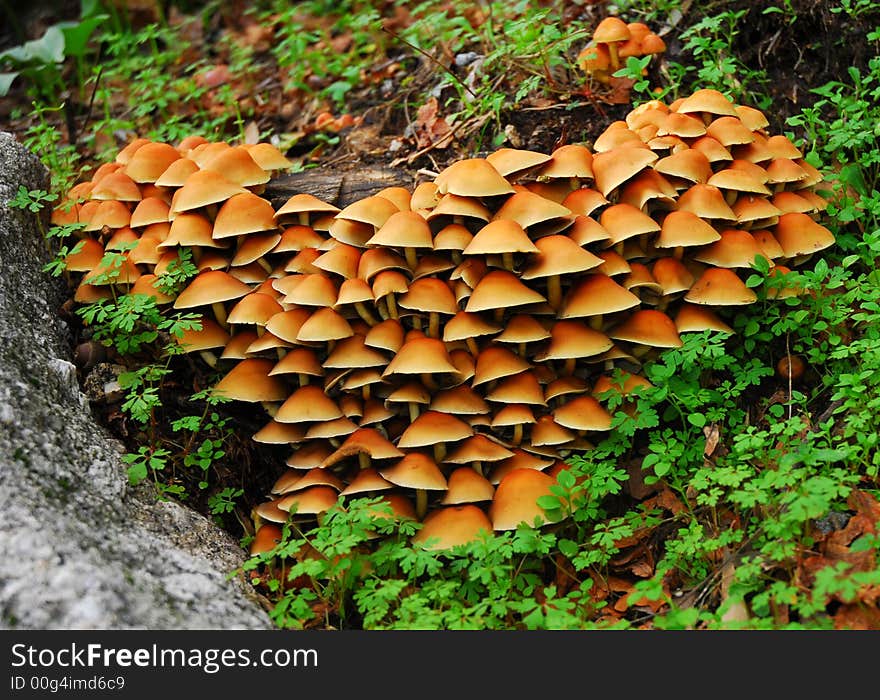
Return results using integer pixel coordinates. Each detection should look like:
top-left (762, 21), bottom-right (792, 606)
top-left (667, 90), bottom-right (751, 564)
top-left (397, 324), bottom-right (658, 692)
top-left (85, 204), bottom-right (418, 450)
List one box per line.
top-left (0, 132), bottom-right (273, 629)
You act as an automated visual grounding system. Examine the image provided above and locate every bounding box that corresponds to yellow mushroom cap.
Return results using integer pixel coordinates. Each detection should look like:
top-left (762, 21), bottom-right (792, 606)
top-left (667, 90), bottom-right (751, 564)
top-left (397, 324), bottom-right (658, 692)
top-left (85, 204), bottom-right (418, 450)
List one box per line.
top-left (412, 505), bottom-right (493, 549)
top-left (173, 270), bottom-right (251, 309)
top-left (276, 385), bottom-right (344, 424)
top-left (489, 468), bottom-right (557, 531)
top-left (213, 192), bottom-right (278, 239)
top-left (434, 158), bottom-right (514, 197)
top-left (608, 309), bottom-right (683, 348)
top-left (684, 267), bottom-right (758, 306)
top-left (773, 212), bottom-right (836, 258)
top-left (212, 358), bottom-right (288, 402)
top-left (123, 141), bottom-right (181, 183)
top-left (170, 169), bottom-right (248, 214)
top-left (380, 452), bottom-right (448, 491)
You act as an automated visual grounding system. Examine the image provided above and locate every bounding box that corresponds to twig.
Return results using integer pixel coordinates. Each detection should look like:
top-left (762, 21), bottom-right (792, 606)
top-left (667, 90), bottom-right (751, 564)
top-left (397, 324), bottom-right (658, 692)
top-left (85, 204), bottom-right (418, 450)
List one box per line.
top-left (78, 65), bottom-right (104, 149)
top-left (786, 334), bottom-right (793, 421)
top-left (382, 26), bottom-right (477, 98)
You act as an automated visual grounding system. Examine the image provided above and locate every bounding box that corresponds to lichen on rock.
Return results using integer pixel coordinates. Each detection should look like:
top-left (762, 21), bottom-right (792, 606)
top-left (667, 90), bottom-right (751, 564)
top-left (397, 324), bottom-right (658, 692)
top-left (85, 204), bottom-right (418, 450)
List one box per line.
top-left (0, 132), bottom-right (271, 630)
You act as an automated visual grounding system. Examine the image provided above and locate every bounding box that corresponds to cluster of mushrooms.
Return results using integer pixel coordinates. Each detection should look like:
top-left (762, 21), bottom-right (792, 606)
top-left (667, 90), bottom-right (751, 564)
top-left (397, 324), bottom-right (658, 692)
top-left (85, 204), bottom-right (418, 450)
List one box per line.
top-left (577, 16), bottom-right (667, 84)
top-left (52, 87), bottom-right (835, 556)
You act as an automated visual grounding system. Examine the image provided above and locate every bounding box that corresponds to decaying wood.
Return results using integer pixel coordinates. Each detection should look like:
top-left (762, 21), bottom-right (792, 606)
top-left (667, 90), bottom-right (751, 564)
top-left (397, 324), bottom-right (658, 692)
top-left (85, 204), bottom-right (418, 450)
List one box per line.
top-left (264, 165), bottom-right (415, 209)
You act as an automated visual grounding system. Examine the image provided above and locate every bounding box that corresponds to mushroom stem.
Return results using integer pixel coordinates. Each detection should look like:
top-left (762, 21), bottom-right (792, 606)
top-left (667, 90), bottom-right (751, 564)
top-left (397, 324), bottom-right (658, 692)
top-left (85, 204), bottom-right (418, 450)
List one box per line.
top-left (421, 373), bottom-right (438, 391)
top-left (198, 350), bottom-right (218, 368)
top-left (588, 314), bottom-right (604, 331)
top-left (377, 299), bottom-right (390, 320)
top-left (465, 337), bottom-right (480, 356)
top-left (723, 189), bottom-right (737, 206)
top-left (298, 213), bottom-right (309, 227)
top-left (387, 294), bottom-right (399, 320)
top-left (673, 246), bottom-right (684, 260)
top-left (428, 312), bottom-right (440, 339)
top-left (212, 301), bottom-right (229, 329)
top-left (408, 402), bottom-right (420, 423)
top-left (358, 452), bottom-right (370, 470)
top-left (512, 423), bottom-right (523, 446)
top-left (261, 401), bottom-right (278, 418)
top-left (411, 315), bottom-right (423, 331)
top-left (298, 373), bottom-right (309, 387)
top-left (547, 274), bottom-right (562, 311)
top-left (433, 443), bottom-right (447, 463)
top-left (362, 384), bottom-right (371, 401)
top-left (563, 357), bottom-right (576, 376)
top-left (404, 246), bottom-right (418, 271)
top-left (608, 42), bottom-right (621, 72)
top-left (502, 251), bottom-right (515, 272)
top-left (416, 489), bottom-right (428, 520)
top-left (354, 301), bottom-right (379, 326)
top-left (472, 460), bottom-right (483, 476)
top-left (257, 257), bottom-right (273, 274)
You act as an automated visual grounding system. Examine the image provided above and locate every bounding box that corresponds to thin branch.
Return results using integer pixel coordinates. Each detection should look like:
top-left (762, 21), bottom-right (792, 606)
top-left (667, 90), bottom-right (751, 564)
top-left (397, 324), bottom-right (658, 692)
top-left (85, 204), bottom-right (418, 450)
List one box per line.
top-left (382, 26), bottom-right (477, 98)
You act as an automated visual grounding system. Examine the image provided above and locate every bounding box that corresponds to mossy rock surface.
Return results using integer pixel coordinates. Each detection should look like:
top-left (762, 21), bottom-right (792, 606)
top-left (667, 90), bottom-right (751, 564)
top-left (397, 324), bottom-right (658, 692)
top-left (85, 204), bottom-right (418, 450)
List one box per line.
top-left (0, 132), bottom-right (271, 629)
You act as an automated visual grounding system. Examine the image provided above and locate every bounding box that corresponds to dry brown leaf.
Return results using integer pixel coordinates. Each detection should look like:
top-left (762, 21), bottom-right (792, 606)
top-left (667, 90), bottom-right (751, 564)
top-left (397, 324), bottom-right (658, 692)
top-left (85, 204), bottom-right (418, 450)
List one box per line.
top-left (243, 121), bottom-right (261, 145)
top-left (642, 487), bottom-right (686, 515)
top-left (629, 559), bottom-right (654, 578)
top-left (848, 489), bottom-right (880, 526)
top-left (194, 63), bottom-right (232, 88)
top-left (834, 603), bottom-right (880, 630)
top-left (413, 97), bottom-right (454, 150)
top-left (241, 22), bottom-right (274, 51)
top-left (603, 76), bottom-right (635, 104)
top-left (625, 458), bottom-right (661, 499)
top-left (718, 551), bottom-right (750, 624)
top-left (703, 423), bottom-right (720, 457)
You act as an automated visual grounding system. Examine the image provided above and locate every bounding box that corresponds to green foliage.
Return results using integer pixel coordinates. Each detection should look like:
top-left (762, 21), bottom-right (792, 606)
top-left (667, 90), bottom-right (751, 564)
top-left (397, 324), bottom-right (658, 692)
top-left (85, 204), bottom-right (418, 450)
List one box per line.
top-left (76, 292), bottom-right (201, 355)
top-left (172, 398), bottom-right (235, 490)
top-left (607, 0), bottom-right (684, 24)
top-left (19, 102), bottom-right (82, 195)
top-left (613, 55), bottom-right (653, 97)
top-left (123, 444), bottom-right (171, 486)
top-left (831, 0), bottom-right (879, 19)
top-left (154, 248), bottom-right (198, 296)
top-left (12, 0), bottom-right (880, 630)
top-left (208, 487), bottom-right (245, 516)
top-left (673, 9), bottom-right (768, 107)
top-left (6, 186), bottom-right (58, 213)
top-left (263, 1), bottom-right (383, 108)
top-left (0, 0), bottom-right (107, 101)
top-left (244, 496), bottom-right (611, 630)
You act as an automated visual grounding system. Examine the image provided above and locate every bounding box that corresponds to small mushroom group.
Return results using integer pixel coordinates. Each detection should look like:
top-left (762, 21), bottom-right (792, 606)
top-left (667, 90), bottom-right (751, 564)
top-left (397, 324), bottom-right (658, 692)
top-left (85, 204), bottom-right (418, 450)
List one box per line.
top-left (55, 88), bottom-right (835, 555)
top-left (577, 17), bottom-right (667, 83)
